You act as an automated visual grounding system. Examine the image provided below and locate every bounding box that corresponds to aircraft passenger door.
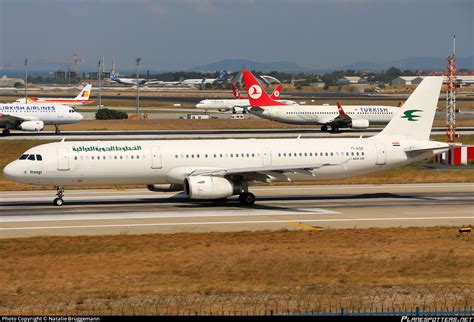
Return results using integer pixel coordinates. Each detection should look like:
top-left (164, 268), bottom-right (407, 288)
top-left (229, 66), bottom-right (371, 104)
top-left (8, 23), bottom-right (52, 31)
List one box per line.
top-left (57, 147), bottom-right (70, 171)
top-left (151, 146), bottom-right (162, 169)
top-left (375, 143), bottom-right (386, 165)
top-left (262, 148), bottom-right (272, 166)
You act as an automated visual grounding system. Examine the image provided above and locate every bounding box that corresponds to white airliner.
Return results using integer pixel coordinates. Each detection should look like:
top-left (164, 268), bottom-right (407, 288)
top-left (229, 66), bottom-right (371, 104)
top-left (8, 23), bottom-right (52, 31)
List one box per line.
top-left (15, 84), bottom-right (94, 106)
top-left (196, 84), bottom-right (297, 113)
top-left (249, 100), bottom-right (400, 132)
top-left (0, 103), bottom-right (83, 135)
top-left (3, 73), bottom-right (447, 207)
top-left (109, 71), bottom-right (162, 86)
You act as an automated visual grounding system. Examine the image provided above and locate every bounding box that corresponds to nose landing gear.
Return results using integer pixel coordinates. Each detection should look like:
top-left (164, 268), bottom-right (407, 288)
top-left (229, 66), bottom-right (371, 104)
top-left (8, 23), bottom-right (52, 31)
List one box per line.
top-left (53, 186), bottom-right (65, 206)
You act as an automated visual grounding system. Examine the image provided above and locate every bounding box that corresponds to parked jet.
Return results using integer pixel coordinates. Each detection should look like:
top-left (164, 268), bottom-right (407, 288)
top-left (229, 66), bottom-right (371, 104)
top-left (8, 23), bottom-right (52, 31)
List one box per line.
top-left (109, 71), bottom-right (161, 86)
top-left (195, 84), bottom-right (296, 113)
top-left (15, 84), bottom-right (94, 106)
top-left (3, 74), bottom-right (447, 207)
top-left (0, 103), bottom-right (83, 135)
top-left (181, 71), bottom-right (230, 86)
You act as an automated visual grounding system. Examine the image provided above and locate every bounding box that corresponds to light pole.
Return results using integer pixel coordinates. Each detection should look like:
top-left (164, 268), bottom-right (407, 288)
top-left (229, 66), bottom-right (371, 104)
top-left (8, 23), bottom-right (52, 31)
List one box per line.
top-left (24, 58), bottom-right (28, 104)
top-left (98, 58), bottom-right (102, 109)
top-left (135, 57), bottom-right (141, 115)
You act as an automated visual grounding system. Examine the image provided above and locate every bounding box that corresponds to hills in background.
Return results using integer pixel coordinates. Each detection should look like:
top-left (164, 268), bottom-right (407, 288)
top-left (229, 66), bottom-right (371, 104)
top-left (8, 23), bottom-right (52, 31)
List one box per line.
top-left (1, 56), bottom-right (472, 77)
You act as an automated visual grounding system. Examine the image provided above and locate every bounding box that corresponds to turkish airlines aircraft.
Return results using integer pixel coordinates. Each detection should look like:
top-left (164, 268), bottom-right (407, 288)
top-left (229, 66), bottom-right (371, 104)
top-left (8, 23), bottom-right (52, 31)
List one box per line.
top-left (244, 73), bottom-right (399, 131)
top-left (3, 74), bottom-right (447, 206)
top-left (195, 84), bottom-right (296, 113)
top-left (15, 84), bottom-right (94, 106)
top-left (0, 103), bottom-right (83, 135)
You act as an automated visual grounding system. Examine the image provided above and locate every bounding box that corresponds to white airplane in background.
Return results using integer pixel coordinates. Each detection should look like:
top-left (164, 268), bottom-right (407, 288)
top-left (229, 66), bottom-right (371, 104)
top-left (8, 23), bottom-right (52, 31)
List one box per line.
top-left (109, 71), bottom-right (161, 86)
top-left (196, 83), bottom-right (297, 113)
top-left (3, 73), bottom-right (447, 207)
top-left (0, 103), bottom-right (83, 135)
top-left (181, 71), bottom-right (230, 86)
top-left (15, 84), bottom-right (94, 106)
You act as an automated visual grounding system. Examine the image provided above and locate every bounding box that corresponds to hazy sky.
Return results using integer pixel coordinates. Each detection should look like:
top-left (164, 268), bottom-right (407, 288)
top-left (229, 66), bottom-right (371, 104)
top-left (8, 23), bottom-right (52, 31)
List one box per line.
top-left (0, 0), bottom-right (472, 71)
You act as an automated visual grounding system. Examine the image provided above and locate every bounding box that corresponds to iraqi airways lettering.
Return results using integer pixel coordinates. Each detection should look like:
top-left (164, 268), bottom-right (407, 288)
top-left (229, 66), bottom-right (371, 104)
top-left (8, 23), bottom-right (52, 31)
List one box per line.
top-left (359, 107), bottom-right (389, 113)
top-left (72, 145), bottom-right (143, 153)
top-left (0, 105), bottom-right (56, 112)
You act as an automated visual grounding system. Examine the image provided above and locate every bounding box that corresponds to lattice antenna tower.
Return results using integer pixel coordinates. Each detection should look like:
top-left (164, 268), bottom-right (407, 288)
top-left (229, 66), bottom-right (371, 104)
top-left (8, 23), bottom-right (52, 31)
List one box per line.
top-left (446, 35), bottom-right (456, 143)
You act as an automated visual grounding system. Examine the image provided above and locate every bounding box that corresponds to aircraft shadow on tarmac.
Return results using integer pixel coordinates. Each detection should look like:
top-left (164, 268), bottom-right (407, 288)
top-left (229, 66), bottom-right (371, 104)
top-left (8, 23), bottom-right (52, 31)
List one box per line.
top-left (1, 192), bottom-right (434, 210)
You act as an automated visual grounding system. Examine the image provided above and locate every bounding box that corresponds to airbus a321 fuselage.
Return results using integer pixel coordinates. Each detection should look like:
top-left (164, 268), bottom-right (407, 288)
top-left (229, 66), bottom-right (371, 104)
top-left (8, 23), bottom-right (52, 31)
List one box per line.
top-left (4, 73), bottom-right (447, 206)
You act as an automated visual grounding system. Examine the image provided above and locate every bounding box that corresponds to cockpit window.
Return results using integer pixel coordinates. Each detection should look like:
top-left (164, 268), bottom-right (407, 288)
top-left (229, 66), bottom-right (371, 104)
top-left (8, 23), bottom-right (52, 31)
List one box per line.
top-left (36, 154), bottom-right (42, 161)
top-left (19, 154), bottom-right (28, 160)
top-left (27, 155), bottom-right (36, 161)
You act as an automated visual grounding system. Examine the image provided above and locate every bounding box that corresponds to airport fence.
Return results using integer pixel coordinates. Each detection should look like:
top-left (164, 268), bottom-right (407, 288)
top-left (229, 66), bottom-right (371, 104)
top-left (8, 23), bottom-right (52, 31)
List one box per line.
top-left (2, 286), bottom-right (473, 316)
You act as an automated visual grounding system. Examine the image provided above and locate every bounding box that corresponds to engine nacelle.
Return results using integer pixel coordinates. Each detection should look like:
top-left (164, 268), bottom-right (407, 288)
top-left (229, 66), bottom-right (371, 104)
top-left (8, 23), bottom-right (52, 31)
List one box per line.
top-left (18, 120), bottom-right (44, 131)
top-left (350, 119), bottom-right (370, 129)
top-left (147, 184), bottom-right (183, 192)
top-left (184, 176), bottom-right (243, 200)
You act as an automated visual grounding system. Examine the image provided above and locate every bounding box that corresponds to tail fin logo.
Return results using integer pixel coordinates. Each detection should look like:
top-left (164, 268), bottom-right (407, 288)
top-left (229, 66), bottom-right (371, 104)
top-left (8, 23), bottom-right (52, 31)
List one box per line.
top-left (248, 84), bottom-right (262, 99)
top-left (273, 89), bottom-right (280, 98)
top-left (81, 91), bottom-right (89, 98)
top-left (401, 109), bottom-right (422, 121)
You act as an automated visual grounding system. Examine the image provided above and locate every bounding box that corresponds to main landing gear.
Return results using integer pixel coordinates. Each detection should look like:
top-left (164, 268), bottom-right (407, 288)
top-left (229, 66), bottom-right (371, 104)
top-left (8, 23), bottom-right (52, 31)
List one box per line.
top-left (238, 192), bottom-right (256, 206)
top-left (2, 129), bottom-right (10, 136)
top-left (53, 186), bottom-right (65, 206)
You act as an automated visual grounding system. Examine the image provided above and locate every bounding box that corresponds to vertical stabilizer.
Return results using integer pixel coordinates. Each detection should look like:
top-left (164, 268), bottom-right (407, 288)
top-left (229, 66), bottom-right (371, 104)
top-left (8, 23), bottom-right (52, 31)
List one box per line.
top-left (242, 70), bottom-right (285, 107)
top-left (75, 84), bottom-right (92, 99)
top-left (375, 77), bottom-right (443, 140)
top-left (270, 85), bottom-right (282, 100)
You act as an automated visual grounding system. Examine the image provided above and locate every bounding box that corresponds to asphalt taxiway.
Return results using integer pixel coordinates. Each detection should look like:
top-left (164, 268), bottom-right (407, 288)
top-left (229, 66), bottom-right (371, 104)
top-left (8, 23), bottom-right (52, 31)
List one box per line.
top-left (2, 127), bottom-right (474, 140)
top-left (0, 183), bottom-right (472, 238)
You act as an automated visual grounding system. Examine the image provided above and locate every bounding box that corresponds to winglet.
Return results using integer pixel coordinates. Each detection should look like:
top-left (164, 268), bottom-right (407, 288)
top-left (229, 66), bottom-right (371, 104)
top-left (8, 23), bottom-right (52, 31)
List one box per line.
top-left (242, 70), bottom-right (285, 107)
top-left (336, 102), bottom-right (347, 116)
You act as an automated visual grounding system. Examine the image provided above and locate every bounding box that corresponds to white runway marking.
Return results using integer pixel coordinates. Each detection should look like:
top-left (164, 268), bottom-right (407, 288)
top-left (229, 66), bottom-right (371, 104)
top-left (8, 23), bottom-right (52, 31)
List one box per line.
top-left (1, 216), bottom-right (472, 231)
top-left (0, 208), bottom-right (339, 223)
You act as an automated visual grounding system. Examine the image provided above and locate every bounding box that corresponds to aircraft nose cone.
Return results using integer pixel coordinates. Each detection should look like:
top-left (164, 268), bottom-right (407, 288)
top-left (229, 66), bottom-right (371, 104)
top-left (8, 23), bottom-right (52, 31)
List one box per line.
top-left (3, 162), bottom-right (20, 180)
top-left (76, 113), bottom-right (83, 121)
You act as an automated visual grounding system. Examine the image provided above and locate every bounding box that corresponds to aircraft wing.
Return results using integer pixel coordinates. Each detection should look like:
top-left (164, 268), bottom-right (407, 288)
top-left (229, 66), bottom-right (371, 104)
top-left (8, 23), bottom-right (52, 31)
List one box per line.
top-left (188, 162), bottom-right (346, 182)
top-left (0, 113), bottom-right (29, 126)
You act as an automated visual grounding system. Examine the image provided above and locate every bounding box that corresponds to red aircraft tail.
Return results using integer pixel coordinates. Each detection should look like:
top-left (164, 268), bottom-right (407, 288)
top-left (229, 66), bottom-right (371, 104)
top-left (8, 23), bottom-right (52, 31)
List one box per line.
top-left (270, 85), bottom-right (282, 100)
top-left (231, 83), bottom-right (243, 99)
top-left (242, 70), bottom-right (285, 107)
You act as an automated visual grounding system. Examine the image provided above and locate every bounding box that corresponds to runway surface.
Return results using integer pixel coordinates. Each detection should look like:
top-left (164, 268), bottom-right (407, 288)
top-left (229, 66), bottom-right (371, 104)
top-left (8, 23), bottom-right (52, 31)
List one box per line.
top-left (3, 127), bottom-right (474, 140)
top-left (0, 183), bottom-right (472, 238)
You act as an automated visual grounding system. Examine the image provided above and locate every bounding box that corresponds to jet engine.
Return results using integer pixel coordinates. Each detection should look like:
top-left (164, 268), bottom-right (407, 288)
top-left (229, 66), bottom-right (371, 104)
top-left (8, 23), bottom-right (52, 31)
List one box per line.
top-left (184, 176), bottom-right (244, 199)
top-left (147, 184), bottom-right (183, 192)
top-left (350, 119), bottom-right (370, 129)
top-left (18, 120), bottom-right (44, 131)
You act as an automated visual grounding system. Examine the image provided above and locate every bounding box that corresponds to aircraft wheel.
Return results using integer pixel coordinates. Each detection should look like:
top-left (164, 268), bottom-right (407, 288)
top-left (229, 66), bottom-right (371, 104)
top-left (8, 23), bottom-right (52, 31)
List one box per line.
top-left (321, 125), bottom-right (328, 132)
top-left (53, 198), bottom-right (64, 206)
top-left (2, 129), bottom-right (10, 136)
top-left (331, 126), bottom-right (339, 133)
top-left (239, 192), bottom-right (256, 206)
